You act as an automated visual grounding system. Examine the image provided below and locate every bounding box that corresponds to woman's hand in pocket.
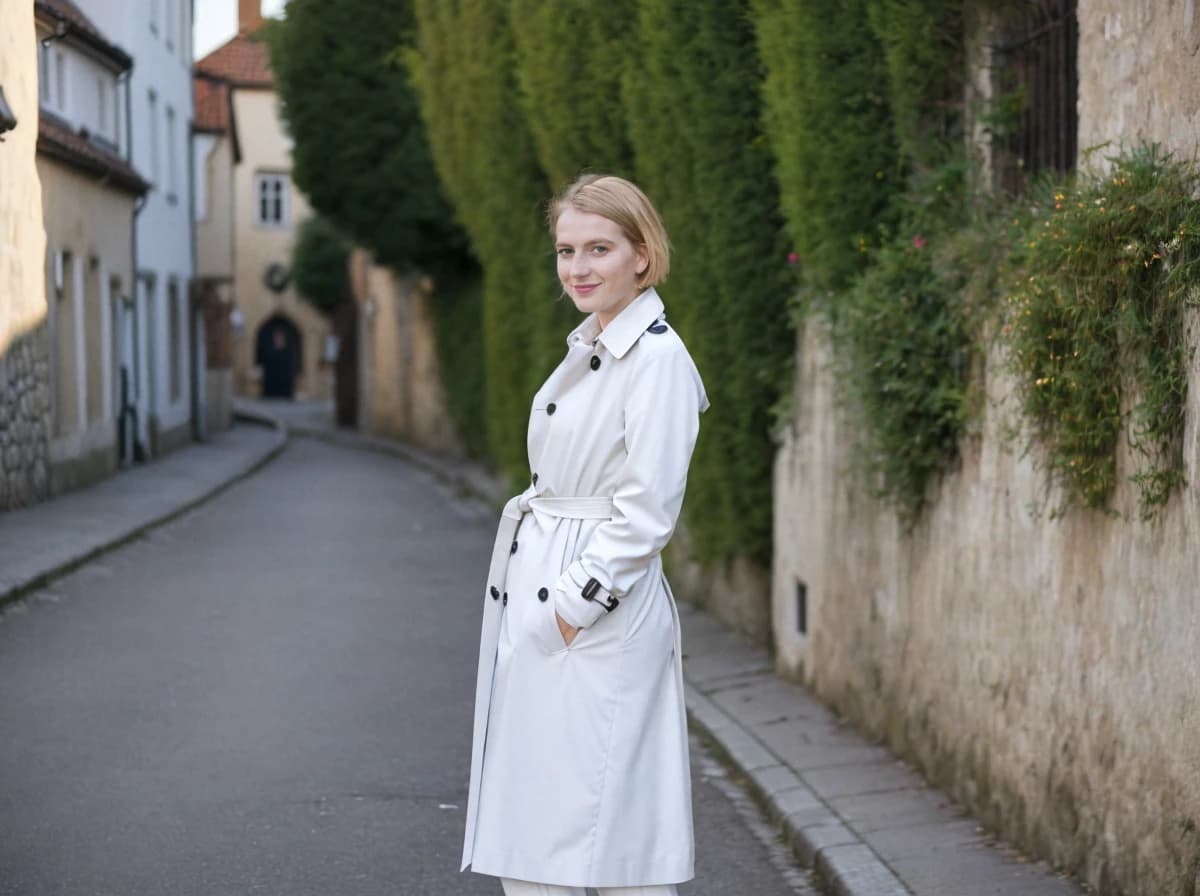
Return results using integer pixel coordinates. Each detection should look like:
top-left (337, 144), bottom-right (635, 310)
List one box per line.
top-left (556, 611), bottom-right (580, 646)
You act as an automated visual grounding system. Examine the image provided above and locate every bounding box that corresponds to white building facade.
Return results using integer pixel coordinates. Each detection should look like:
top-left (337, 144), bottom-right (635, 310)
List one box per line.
top-left (74, 0), bottom-right (201, 456)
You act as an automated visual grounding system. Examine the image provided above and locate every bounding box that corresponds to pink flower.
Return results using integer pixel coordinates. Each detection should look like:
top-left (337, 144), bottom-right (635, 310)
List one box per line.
top-left (912, 235), bottom-right (927, 249)
top-left (787, 251), bottom-right (799, 265)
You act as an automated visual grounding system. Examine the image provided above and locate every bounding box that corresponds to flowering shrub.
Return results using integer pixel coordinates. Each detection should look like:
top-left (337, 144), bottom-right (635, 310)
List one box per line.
top-left (1008, 145), bottom-right (1200, 515)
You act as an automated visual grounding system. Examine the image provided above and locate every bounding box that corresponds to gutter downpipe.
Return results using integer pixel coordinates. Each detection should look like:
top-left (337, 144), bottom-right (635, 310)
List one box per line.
top-left (126, 65), bottom-right (149, 463)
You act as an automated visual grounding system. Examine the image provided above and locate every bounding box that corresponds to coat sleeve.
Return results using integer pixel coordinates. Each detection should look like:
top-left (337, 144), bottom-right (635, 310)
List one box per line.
top-left (553, 348), bottom-right (706, 629)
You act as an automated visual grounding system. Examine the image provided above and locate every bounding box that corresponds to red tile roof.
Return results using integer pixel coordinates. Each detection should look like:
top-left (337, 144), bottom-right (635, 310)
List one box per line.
top-left (195, 30), bottom-right (274, 88)
top-left (37, 112), bottom-right (149, 197)
top-left (194, 75), bottom-right (231, 133)
top-left (34, 0), bottom-right (132, 70)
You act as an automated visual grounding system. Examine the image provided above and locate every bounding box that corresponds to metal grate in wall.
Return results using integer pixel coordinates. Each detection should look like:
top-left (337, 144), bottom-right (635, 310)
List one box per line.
top-left (993, 0), bottom-right (1079, 193)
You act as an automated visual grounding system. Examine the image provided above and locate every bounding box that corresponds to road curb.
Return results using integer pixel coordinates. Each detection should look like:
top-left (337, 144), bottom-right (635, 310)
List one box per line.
top-left (684, 684), bottom-right (911, 896)
top-left (0, 412), bottom-right (286, 609)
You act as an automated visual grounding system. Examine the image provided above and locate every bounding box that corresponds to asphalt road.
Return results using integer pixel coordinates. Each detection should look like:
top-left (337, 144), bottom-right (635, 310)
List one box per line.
top-left (0, 438), bottom-right (816, 896)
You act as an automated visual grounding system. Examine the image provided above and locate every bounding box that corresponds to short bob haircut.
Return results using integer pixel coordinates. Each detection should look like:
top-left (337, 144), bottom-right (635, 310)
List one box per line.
top-left (548, 173), bottom-right (671, 289)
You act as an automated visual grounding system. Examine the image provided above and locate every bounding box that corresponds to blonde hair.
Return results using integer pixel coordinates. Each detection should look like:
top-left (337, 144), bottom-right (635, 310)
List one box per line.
top-left (548, 174), bottom-right (671, 289)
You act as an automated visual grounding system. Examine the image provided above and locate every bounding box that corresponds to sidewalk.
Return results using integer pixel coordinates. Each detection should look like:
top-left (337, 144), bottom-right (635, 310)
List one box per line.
top-left (0, 401), bottom-right (1086, 896)
top-left (0, 409), bottom-right (284, 605)
top-left (680, 609), bottom-right (1084, 896)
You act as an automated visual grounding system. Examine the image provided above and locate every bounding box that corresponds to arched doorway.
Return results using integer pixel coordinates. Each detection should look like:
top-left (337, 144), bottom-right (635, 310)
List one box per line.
top-left (255, 314), bottom-right (303, 399)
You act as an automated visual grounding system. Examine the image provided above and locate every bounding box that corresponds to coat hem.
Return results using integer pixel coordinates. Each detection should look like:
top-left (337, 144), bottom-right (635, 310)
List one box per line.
top-left (464, 854), bottom-right (695, 889)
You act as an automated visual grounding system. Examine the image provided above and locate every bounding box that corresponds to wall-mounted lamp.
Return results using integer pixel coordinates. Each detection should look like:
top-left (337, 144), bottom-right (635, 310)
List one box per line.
top-left (0, 85), bottom-right (17, 141)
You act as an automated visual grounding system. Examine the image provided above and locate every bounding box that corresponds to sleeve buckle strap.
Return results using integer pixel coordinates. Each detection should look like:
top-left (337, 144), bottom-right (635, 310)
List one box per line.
top-left (581, 577), bottom-right (619, 613)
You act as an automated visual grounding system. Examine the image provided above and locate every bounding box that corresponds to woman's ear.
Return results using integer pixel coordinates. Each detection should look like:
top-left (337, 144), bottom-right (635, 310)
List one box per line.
top-left (635, 245), bottom-right (649, 276)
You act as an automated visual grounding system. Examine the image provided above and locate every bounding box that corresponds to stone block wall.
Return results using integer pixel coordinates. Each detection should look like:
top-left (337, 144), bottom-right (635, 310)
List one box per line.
top-left (0, 332), bottom-right (51, 510)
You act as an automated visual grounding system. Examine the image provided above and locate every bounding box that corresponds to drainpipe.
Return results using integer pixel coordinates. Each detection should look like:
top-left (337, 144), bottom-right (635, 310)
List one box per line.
top-left (126, 65), bottom-right (149, 462)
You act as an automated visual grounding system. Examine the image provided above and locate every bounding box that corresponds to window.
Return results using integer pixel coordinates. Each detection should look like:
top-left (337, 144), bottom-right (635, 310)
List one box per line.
top-left (150, 0), bottom-right (159, 34)
top-left (168, 278), bottom-right (181, 402)
top-left (54, 49), bottom-right (65, 113)
top-left (39, 42), bottom-right (50, 104)
top-left (112, 82), bottom-right (121, 147)
top-left (165, 0), bottom-right (175, 50)
top-left (254, 173), bottom-right (290, 227)
top-left (179, 1), bottom-right (189, 62)
top-left (96, 76), bottom-right (107, 135)
top-left (148, 91), bottom-right (159, 184)
top-left (992, 0), bottom-right (1078, 193)
top-left (166, 105), bottom-right (177, 201)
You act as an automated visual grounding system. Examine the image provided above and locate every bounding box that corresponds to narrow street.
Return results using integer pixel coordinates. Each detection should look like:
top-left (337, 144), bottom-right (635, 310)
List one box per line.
top-left (0, 438), bottom-right (815, 896)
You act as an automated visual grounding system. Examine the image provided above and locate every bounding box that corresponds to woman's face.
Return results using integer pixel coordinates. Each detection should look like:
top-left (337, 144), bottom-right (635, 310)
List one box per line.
top-left (555, 207), bottom-right (648, 328)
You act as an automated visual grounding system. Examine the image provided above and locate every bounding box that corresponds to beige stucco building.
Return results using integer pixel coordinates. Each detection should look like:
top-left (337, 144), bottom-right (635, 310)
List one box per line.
top-left (0, 0), bottom-right (52, 511)
top-left (773, 4), bottom-right (1200, 895)
top-left (32, 0), bottom-right (149, 495)
top-left (193, 0), bottom-right (329, 406)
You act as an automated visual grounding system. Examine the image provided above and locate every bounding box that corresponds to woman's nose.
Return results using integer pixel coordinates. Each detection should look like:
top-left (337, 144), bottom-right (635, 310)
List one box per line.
top-left (570, 254), bottom-right (591, 278)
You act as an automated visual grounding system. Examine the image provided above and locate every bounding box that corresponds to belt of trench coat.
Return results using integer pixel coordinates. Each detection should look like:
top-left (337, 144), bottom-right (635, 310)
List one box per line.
top-left (461, 492), bottom-right (616, 866)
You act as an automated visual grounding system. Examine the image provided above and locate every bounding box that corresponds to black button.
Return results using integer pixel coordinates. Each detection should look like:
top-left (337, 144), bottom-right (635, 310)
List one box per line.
top-left (532, 472), bottom-right (539, 484)
top-left (590, 356), bottom-right (601, 371)
top-left (537, 588), bottom-right (549, 602)
top-left (547, 403), bottom-right (557, 415)
top-left (490, 586), bottom-right (499, 600)
top-left (502, 592), bottom-right (508, 606)
top-left (510, 540), bottom-right (518, 554)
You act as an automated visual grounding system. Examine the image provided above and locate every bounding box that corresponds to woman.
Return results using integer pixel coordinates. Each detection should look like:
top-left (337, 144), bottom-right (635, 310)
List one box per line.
top-left (461, 174), bottom-right (709, 896)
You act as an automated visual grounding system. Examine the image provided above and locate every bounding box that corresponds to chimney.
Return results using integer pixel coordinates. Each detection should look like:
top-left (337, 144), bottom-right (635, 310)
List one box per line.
top-left (238, 0), bottom-right (263, 33)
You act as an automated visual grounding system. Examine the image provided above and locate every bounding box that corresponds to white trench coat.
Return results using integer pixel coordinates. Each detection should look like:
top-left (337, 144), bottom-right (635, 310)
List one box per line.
top-left (461, 288), bottom-right (708, 888)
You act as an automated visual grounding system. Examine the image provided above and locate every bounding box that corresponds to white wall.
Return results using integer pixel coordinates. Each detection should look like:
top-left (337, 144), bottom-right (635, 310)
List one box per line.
top-left (75, 0), bottom-right (196, 449)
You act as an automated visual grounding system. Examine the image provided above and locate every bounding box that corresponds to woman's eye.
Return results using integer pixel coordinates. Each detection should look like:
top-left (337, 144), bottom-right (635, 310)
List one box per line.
top-left (591, 246), bottom-right (608, 255)
top-left (557, 248), bottom-right (573, 258)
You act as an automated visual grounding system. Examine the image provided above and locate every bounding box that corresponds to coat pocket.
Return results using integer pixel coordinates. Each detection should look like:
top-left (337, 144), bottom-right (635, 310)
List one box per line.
top-left (528, 586), bottom-right (571, 655)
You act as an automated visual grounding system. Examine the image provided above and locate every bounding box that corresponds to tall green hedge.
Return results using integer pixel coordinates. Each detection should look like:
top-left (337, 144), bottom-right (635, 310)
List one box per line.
top-left (409, 0), bottom-right (565, 480)
top-left (625, 1), bottom-right (793, 565)
top-left (752, 0), bottom-right (900, 295)
top-left (508, 0), bottom-right (637, 187)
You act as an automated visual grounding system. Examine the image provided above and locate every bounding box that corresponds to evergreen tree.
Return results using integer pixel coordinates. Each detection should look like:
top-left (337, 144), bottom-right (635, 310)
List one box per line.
top-left (291, 215), bottom-right (351, 316)
top-left (265, 0), bottom-right (467, 274)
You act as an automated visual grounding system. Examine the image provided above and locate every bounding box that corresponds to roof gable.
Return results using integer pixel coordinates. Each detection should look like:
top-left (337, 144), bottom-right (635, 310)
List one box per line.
top-left (195, 30), bottom-right (274, 88)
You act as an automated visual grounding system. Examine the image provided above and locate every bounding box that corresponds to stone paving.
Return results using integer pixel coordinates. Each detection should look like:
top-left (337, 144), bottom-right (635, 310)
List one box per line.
top-left (0, 398), bottom-right (1092, 896)
top-left (679, 606), bottom-right (1086, 896)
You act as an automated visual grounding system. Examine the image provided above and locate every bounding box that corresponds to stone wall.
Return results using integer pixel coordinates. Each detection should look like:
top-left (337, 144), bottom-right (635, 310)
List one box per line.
top-left (351, 251), bottom-right (461, 456)
top-left (1077, 0), bottom-right (1200, 162)
top-left (772, 6), bottom-right (1200, 893)
top-left (776, 316), bottom-right (1200, 896)
top-left (0, 332), bottom-right (51, 510)
top-left (666, 528), bottom-right (772, 645)
top-left (0, 0), bottom-right (52, 512)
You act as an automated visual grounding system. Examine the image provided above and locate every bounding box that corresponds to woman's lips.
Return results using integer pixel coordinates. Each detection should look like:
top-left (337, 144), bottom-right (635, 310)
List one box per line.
top-left (573, 284), bottom-right (598, 296)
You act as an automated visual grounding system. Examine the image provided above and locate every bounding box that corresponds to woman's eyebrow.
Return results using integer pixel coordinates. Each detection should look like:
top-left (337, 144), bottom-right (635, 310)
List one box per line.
top-left (556, 238), bottom-right (616, 248)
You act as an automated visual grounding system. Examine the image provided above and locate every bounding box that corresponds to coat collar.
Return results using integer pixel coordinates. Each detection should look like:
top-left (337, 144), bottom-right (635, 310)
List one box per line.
top-left (566, 288), bottom-right (666, 360)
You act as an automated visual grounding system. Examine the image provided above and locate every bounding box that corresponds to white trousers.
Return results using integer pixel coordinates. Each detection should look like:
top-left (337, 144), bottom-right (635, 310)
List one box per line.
top-left (500, 878), bottom-right (679, 896)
